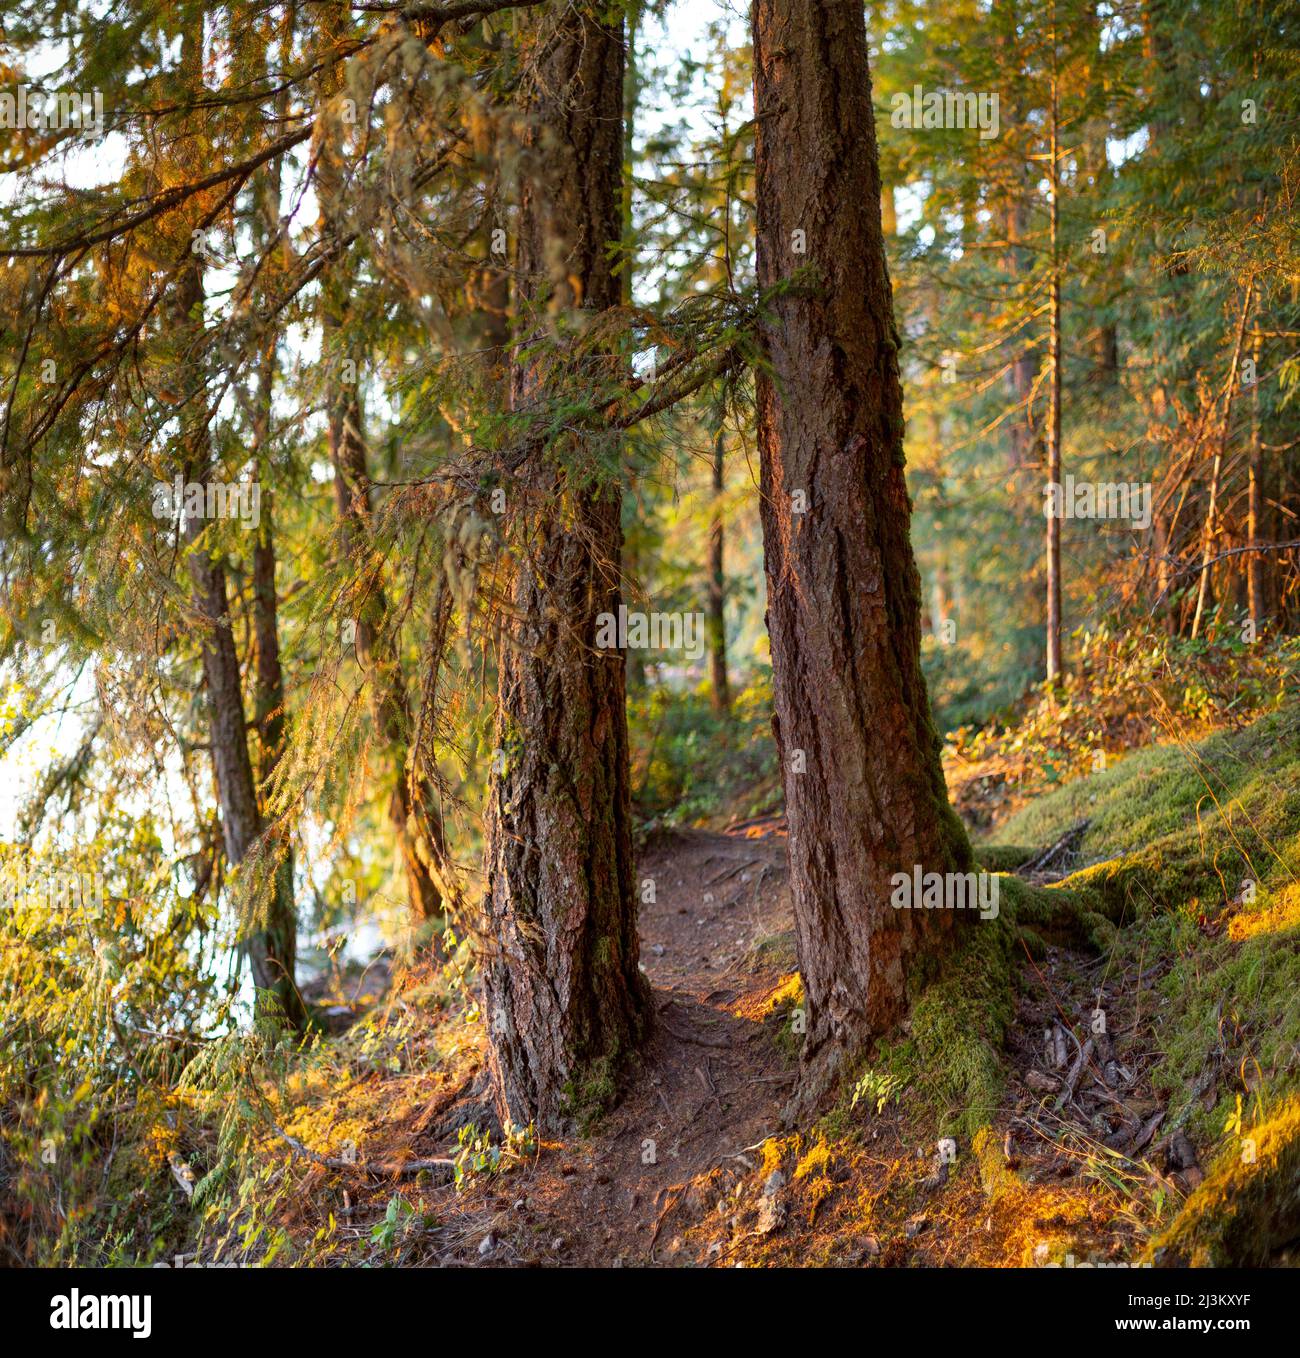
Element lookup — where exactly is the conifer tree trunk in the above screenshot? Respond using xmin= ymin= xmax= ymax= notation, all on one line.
xmin=315 ymin=12 xmax=447 ymax=937
xmin=1045 ymin=61 xmax=1064 ymax=684
xmin=250 ymin=2 xmax=298 ymax=1006
xmin=177 ymin=268 xmax=304 ymax=1029
xmin=1247 ymin=328 xmax=1267 ymax=630
xmin=173 ymin=23 xmax=303 ymax=1029
xmin=482 ymin=1 xmax=649 ymax=1134
xmin=708 ymin=421 xmax=730 ymax=714
xmin=751 ymin=0 xmax=974 ymax=1112
xmin=250 ymin=153 xmax=297 ymax=1001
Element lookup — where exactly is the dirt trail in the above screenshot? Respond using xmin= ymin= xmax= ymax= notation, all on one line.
xmin=427 ymin=825 xmax=797 ymax=1266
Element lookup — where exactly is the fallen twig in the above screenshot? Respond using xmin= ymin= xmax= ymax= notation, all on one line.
xmin=275 ymin=1127 xmax=455 ymax=1179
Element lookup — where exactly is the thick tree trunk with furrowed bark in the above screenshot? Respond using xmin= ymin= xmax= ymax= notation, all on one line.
xmin=481 ymin=1 xmax=649 ymax=1136
xmin=751 ymin=0 xmax=974 ymax=1115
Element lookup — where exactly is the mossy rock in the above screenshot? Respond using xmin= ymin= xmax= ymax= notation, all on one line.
xmin=977 ymin=844 xmax=1036 ymax=873
xmin=998 ymin=873 xmax=1119 ymax=953
xmin=1149 ymin=1100 xmax=1300 ymax=1266
xmin=1060 ymin=840 xmax=1246 ymax=922
xmin=972 ymin=1124 xmax=1020 ymax=1203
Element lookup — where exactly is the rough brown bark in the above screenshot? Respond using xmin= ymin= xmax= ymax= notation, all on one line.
xmin=751 ymin=0 xmax=974 ymax=1114
xmin=482 ymin=1 xmax=649 ymax=1135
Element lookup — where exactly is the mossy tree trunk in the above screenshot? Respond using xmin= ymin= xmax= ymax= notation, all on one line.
xmin=481 ymin=0 xmax=650 ymax=1135
xmin=751 ymin=0 xmax=974 ymax=1114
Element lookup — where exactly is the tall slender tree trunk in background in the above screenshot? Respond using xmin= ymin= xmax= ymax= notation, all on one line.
xmin=1045 ymin=62 xmax=1064 ymax=686
xmin=249 ymin=2 xmax=298 ymax=1001
xmin=1145 ymin=0 xmax=1193 ymax=633
xmin=1083 ymin=0 xmax=1118 ymax=385
xmin=751 ymin=0 xmax=974 ymax=1114
xmin=315 ymin=16 xmax=447 ymax=939
xmin=995 ymin=0 xmax=1038 ymax=474
xmin=175 ymin=260 xmax=303 ymax=1027
xmin=621 ymin=1 xmax=643 ymax=310
xmin=1005 ymin=197 xmax=1039 ymax=472
xmin=324 ymin=362 xmax=448 ymax=934
xmin=708 ymin=421 xmax=730 ymax=715
xmin=1247 ymin=327 xmax=1266 ymax=630
xmin=621 ymin=3 xmax=648 ymax=693
xmin=1192 ymin=279 xmax=1254 ymax=638
xmin=468 ymin=26 xmax=512 ymax=381
xmin=171 ymin=24 xmax=302 ymax=1029
xmin=482 ymin=1 xmax=650 ymax=1135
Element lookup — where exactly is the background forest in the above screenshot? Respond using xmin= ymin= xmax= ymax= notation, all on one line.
xmin=1 ymin=0 xmax=1298 ymax=1274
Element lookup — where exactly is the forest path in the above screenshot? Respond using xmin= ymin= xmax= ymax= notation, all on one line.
xmin=449 ymin=824 xmax=798 ymax=1266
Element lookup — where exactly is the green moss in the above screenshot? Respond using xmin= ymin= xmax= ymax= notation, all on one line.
xmin=1060 ymin=839 xmax=1250 ymax=923
xmin=991 ymin=708 xmax=1300 ymax=1254
xmin=562 ymin=1053 xmax=619 ymax=1135
xmin=924 ymin=705 xmax=1300 ymax=1265
xmin=1150 ymin=1099 xmax=1300 ymax=1266
xmin=758 ymin=973 xmax=805 ymax=1060
xmin=999 ymin=873 xmax=1120 ymax=952
xmin=1141 ymin=890 xmax=1300 ymax=1145
xmin=745 ymin=928 xmax=799 ymax=973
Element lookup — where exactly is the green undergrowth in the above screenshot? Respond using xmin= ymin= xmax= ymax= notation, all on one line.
xmin=628 ymin=675 xmax=780 ymax=826
xmin=991 ymin=708 xmax=1300 ymax=1141
xmin=994 ymin=705 xmax=1300 ymax=882
xmin=831 ymin=867 xmax=1136 ymax=1149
